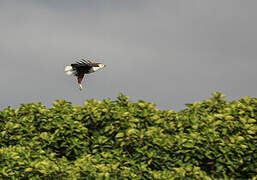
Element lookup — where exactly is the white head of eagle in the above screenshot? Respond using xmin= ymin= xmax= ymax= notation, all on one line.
xmin=64 ymin=59 xmax=106 ymax=91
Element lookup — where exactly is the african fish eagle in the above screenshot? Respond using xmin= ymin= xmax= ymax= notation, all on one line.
xmin=65 ymin=59 xmax=106 ymax=90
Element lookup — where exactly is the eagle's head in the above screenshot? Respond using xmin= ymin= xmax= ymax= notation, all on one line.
xmin=91 ymin=63 xmax=106 ymax=72
xmin=98 ymin=63 xmax=106 ymax=69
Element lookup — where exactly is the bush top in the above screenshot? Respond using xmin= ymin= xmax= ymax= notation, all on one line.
xmin=0 ymin=92 xmax=256 ymax=179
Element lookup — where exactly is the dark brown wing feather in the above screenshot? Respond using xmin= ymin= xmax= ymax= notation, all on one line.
xmin=71 ymin=59 xmax=93 ymax=76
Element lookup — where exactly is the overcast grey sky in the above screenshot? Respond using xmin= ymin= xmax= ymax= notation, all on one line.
xmin=1 ymin=0 xmax=257 ymax=110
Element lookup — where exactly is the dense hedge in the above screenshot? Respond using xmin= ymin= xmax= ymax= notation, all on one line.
xmin=0 ymin=92 xmax=256 ymax=179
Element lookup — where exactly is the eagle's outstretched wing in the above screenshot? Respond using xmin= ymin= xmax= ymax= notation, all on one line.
xmin=71 ymin=59 xmax=93 ymax=76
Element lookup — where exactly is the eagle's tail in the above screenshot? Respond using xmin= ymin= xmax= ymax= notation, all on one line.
xmin=64 ymin=65 xmax=74 ymax=75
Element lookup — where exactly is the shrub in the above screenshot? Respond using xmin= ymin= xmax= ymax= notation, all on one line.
xmin=0 ymin=92 xmax=256 ymax=179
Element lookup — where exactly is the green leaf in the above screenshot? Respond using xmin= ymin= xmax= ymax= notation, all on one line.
xmin=115 ymin=132 xmax=124 ymax=138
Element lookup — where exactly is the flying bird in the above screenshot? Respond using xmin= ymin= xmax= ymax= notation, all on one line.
xmin=65 ymin=59 xmax=106 ymax=90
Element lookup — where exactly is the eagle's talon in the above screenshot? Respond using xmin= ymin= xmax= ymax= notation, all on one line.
xmin=79 ymin=84 xmax=83 ymax=91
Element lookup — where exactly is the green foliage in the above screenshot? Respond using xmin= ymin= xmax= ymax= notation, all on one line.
xmin=0 ymin=92 xmax=256 ymax=179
